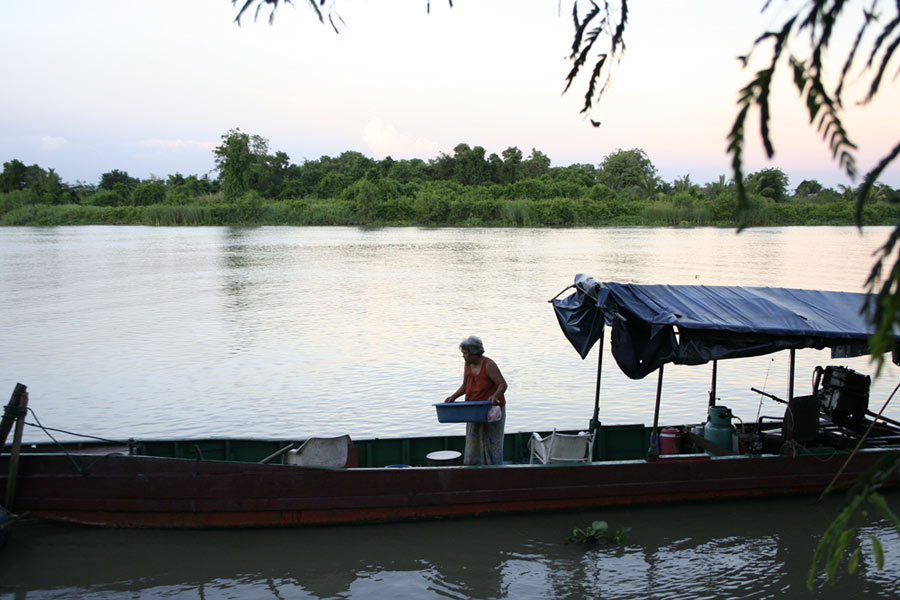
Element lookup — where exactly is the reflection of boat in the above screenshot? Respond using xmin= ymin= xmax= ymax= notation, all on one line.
xmin=3 ymin=275 xmax=900 ymax=529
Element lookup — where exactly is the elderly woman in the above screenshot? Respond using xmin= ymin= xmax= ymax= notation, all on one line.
xmin=444 ymin=335 xmax=508 ymax=465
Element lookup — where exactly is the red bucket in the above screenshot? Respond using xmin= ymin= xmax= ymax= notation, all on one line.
xmin=659 ymin=427 xmax=683 ymax=455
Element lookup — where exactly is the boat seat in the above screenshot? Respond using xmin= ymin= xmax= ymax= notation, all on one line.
xmin=529 ymin=430 xmax=595 ymax=464
xmin=285 ymin=435 xmax=351 ymax=468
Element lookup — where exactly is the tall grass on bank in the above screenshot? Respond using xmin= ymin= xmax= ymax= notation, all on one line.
xmin=0 ymin=193 xmax=897 ymax=228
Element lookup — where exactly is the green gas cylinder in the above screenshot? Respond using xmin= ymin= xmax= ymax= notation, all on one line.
xmin=704 ymin=405 xmax=735 ymax=455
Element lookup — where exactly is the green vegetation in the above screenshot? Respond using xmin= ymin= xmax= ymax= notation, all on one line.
xmin=568 ymin=520 xmax=630 ymax=545
xmin=809 ymin=451 xmax=900 ymax=588
xmin=2 ymin=132 xmax=897 ymax=227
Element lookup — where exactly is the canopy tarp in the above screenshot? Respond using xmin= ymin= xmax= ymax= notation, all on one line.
xmin=552 ymin=274 xmax=885 ymax=379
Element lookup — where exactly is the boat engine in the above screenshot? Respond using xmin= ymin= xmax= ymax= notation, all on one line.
xmin=813 ymin=365 xmax=870 ymax=423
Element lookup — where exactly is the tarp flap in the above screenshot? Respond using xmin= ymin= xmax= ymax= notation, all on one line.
xmin=552 ymin=275 xmax=882 ymax=379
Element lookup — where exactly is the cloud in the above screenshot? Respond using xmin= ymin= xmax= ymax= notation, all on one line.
xmin=136 ymin=139 xmax=217 ymax=151
xmin=40 ymin=136 xmax=68 ymax=152
xmin=362 ymin=117 xmax=442 ymax=159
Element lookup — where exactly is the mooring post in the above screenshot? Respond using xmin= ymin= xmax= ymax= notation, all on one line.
xmin=2 ymin=384 xmax=29 ymax=512
xmin=0 ymin=383 xmax=27 ymax=450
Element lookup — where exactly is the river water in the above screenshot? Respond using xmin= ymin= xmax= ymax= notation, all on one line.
xmin=1 ymin=225 xmax=900 ymax=598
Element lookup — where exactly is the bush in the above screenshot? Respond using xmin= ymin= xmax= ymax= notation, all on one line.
xmin=141 ymin=204 xmax=215 ymax=226
xmin=131 ymin=181 xmax=166 ymax=206
xmin=536 ymin=198 xmax=578 ymax=225
xmin=414 ymin=188 xmax=451 ymax=224
xmin=85 ymin=189 xmax=127 ymax=207
xmin=501 ymin=200 xmax=536 ymax=226
xmin=236 ymin=190 xmax=263 ymax=221
xmin=375 ymin=196 xmax=415 ymax=223
xmin=0 ymin=189 xmax=36 ymax=217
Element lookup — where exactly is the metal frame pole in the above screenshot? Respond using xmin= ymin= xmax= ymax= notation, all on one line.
xmin=591 ymin=326 xmax=605 ymax=432
xmin=709 ymin=360 xmax=718 ymax=407
xmin=648 ymin=365 xmax=664 ymax=461
xmin=789 ymin=349 xmax=796 ymax=401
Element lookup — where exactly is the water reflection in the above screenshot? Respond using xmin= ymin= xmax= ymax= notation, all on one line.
xmin=1 ymin=496 xmax=897 ymax=599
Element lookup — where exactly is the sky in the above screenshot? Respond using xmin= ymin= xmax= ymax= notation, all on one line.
xmin=1 ymin=0 xmax=898 ymax=190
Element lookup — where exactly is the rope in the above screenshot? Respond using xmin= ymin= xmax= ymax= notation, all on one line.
xmin=754 ymin=358 xmax=775 ymax=424
xmin=23 ymin=418 xmax=126 ymax=445
xmin=3 ymin=404 xmax=27 ymax=419
xmin=22 ymin=408 xmax=133 ymax=477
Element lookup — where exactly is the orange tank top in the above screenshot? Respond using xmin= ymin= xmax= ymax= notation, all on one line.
xmin=465 ymin=357 xmax=506 ymax=407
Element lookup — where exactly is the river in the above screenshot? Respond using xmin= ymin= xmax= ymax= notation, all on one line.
xmin=1 ymin=225 xmax=899 ymax=598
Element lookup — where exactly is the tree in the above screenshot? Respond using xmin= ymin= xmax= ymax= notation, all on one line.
xmin=131 ymin=180 xmax=166 ymax=206
xmin=387 ymin=158 xmax=428 ymax=184
xmin=0 ymin=160 xmax=67 ymax=204
xmin=522 ymin=148 xmax=551 ymax=180
xmin=0 ymin=159 xmax=30 ymax=192
xmin=672 ymin=174 xmax=700 ymax=198
xmin=597 ymin=148 xmax=657 ymax=195
xmin=745 ymin=168 xmax=790 ymax=203
xmin=99 ymin=169 xmax=138 ymax=192
xmin=500 ymin=146 xmax=523 ymax=184
xmin=795 ymin=179 xmax=824 ymax=198
xmin=452 ymin=143 xmax=489 ymax=185
xmin=213 ymin=128 xmax=271 ymax=201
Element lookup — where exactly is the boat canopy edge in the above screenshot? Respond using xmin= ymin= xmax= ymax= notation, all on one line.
xmin=552 ymin=274 xmax=891 ymax=379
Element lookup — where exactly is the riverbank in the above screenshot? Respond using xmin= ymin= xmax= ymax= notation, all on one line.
xmin=2 ymin=195 xmax=897 ymax=228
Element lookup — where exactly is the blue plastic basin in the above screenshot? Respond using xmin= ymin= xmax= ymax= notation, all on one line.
xmin=434 ymin=400 xmax=493 ymax=423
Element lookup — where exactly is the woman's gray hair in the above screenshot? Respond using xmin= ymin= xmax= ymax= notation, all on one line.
xmin=459 ymin=335 xmax=484 ymax=356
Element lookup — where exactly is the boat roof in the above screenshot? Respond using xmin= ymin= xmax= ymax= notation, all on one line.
xmin=552 ymin=274 xmax=888 ymax=379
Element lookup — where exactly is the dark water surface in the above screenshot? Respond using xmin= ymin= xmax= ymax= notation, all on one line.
xmin=2 ymin=496 xmax=898 ymax=599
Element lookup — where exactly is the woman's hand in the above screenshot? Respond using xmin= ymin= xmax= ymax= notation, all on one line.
xmin=444 ymin=396 xmax=456 ymax=403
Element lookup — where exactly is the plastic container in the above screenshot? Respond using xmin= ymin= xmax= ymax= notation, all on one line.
xmin=659 ymin=427 xmax=683 ymax=454
xmin=426 ymin=450 xmax=463 ymax=466
xmin=434 ymin=400 xmax=493 ymax=423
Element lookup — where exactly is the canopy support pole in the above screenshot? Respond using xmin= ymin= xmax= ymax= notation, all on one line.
xmin=590 ymin=326 xmax=605 ymax=434
xmin=589 ymin=327 xmax=605 ymax=462
xmin=708 ymin=360 xmax=718 ymax=407
xmin=648 ymin=365 xmax=664 ymax=462
xmin=788 ymin=349 xmax=796 ymax=401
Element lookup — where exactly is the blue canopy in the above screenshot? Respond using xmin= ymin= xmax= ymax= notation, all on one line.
xmin=552 ymin=274 xmax=885 ymax=379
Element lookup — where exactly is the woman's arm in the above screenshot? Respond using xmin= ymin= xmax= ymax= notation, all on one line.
xmin=485 ymin=360 xmax=508 ymax=405
xmin=444 ymin=366 xmax=467 ymax=402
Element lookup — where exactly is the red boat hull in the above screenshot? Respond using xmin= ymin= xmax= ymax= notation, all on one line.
xmin=1 ymin=449 xmax=892 ymax=528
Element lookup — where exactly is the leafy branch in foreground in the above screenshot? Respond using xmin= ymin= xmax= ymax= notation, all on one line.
xmin=808 ymin=451 xmax=900 ymax=588
xmin=564 ymin=0 xmax=628 ymax=125
xmin=727 ymin=16 xmax=798 ymax=228
xmin=233 ymin=0 xmax=341 ymax=30
xmin=731 ymin=2 xmax=900 ymax=367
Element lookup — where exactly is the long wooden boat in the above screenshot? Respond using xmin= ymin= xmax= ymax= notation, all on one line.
xmin=2 ymin=276 xmax=899 ymax=529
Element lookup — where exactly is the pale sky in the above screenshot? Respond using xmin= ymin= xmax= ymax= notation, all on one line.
xmin=1 ymin=0 xmax=898 ymax=189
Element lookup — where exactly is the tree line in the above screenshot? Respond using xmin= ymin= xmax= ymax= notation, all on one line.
xmin=1 ymin=128 xmax=898 ymax=227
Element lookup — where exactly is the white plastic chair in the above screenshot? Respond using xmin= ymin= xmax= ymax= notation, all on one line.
xmin=528 ymin=430 xmax=595 ymax=464
xmin=285 ymin=435 xmax=351 ymax=468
